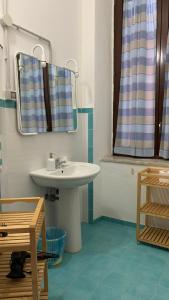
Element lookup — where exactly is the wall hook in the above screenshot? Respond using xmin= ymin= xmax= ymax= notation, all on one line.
xmin=65 ymin=59 xmax=79 ymax=78
xmin=32 ymin=44 xmax=47 ymax=68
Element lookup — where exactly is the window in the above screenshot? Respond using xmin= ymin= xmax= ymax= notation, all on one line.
xmin=113 ymin=0 xmax=169 ymax=159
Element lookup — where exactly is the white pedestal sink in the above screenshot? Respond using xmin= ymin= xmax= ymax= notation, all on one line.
xmin=30 ymin=162 xmax=100 ymax=253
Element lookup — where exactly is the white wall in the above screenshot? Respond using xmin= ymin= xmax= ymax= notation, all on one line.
xmin=91 ymin=1 xmax=149 ymax=223
xmin=0 ymin=0 xmax=90 ymax=222
xmin=0 ymin=0 xmax=115 ymax=224
xmin=93 ymin=0 xmax=112 ymax=219
xmin=8 ymin=0 xmax=81 ymax=60
xmin=79 ymin=0 xmax=95 ymax=108
xmin=0 ymin=0 xmax=154 ymax=225
xmin=92 ymin=1 xmax=169 ymax=226
xmin=0 ymin=0 xmax=83 ymax=103
xmin=6 ymin=0 xmax=82 ymax=94
xmin=94 ymin=0 xmax=112 ymax=160
xmin=91 ymin=1 xmax=145 ymax=223
xmin=0 ymin=107 xmax=88 ymax=222
xmin=0 ymin=0 xmax=4 ymax=97
xmin=99 ymin=163 xmax=145 ymax=223
xmin=0 ymin=0 xmax=96 ymax=108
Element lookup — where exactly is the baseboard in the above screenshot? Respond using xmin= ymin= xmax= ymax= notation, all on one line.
xmin=94 ymin=216 xmax=137 ymax=228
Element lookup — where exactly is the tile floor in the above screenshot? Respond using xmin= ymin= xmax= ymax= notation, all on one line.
xmin=48 ymin=220 xmax=169 ymax=300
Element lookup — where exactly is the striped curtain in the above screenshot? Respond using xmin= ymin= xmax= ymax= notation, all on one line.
xmin=48 ymin=64 xmax=74 ymax=132
xmin=19 ymin=53 xmax=47 ymax=133
xmin=160 ymin=34 xmax=169 ymax=159
xmin=114 ymin=0 xmax=157 ymax=157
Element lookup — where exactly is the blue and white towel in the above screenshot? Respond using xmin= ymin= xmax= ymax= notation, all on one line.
xmin=19 ymin=53 xmax=47 ymax=133
xmin=48 ymin=64 xmax=74 ymax=132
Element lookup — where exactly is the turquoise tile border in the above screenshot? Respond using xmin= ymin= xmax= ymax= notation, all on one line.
xmin=78 ymin=108 xmax=92 ymax=114
xmin=88 ymin=182 xmax=93 ymax=224
xmin=0 ymin=99 xmax=16 ymax=109
xmin=78 ymin=108 xmax=94 ymax=224
xmin=73 ymin=109 xmax=78 ymax=130
xmin=0 ymin=99 xmax=15 ymax=166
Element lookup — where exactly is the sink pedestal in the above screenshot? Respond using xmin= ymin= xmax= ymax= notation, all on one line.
xmin=55 ymin=188 xmax=82 ymax=253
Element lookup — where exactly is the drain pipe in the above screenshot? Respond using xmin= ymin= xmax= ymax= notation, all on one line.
xmin=1 ymin=0 xmax=13 ymax=98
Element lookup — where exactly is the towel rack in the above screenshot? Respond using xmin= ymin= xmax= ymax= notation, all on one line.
xmin=0 ymin=12 xmax=52 ymax=101
xmin=12 ymin=23 xmax=52 ymax=63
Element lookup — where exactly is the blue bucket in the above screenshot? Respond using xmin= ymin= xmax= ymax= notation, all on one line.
xmin=38 ymin=227 xmax=67 ymax=266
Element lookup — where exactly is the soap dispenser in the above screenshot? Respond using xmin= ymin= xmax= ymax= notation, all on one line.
xmin=46 ymin=153 xmax=55 ymax=171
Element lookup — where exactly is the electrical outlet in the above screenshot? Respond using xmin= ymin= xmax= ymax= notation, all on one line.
xmin=4 ymin=90 xmax=16 ymax=100
xmin=11 ymin=91 xmax=16 ymax=100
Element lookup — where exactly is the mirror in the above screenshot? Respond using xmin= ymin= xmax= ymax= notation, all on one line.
xmin=15 ymin=52 xmax=78 ymax=135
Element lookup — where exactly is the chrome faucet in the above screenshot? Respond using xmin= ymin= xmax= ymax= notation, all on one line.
xmin=55 ymin=157 xmax=67 ymax=169
xmin=55 ymin=158 xmax=60 ymax=169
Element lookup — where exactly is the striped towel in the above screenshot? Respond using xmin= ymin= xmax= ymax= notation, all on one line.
xmin=48 ymin=64 xmax=74 ymax=132
xmin=18 ymin=53 xmax=47 ymax=133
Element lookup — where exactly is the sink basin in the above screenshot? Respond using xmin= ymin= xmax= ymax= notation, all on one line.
xmin=30 ymin=161 xmax=100 ymax=189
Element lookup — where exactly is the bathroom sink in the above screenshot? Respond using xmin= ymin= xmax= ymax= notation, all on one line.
xmin=30 ymin=161 xmax=100 ymax=189
xmin=30 ymin=161 xmax=100 ymax=253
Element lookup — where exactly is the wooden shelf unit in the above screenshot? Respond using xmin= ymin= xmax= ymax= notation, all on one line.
xmin=0 ymin=197 xmax=48 ymax=300
xmin=137 ymin=168 xmax=169 ymax=249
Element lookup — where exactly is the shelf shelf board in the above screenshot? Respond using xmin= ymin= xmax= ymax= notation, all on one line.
xmin=141 ymin=177 xmax=169 ymax=189
xmin=0 ymin=252 xmax=47 ymax=300
xmin=0 ymin=212 xmax=44 ymax=252
xmin=139 ymin=226 xmax=169 ymax=249
xmin=140 ymin=202 xmax=169 ymax=219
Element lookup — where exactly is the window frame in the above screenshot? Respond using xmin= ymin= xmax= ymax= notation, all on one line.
xmin=113 ymin=0 xmax=169 ymax=158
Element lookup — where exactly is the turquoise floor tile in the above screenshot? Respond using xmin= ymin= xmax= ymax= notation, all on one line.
xmin=91 ymin=284 xmax=126 ymax=300
xmin=103 ymin=271 xmax=129 ymax=290
xmin=159 ymin=269 xmax=169 ymax=289
xmin=68 ymin=274 xmax=99 ymax=294
xmin=153 ymin=285 xmax=169 ymax=300
xmin=126 ymin=279 xmax=156 ymax=298
xmin=121 ymin=291 xmax=154 ymax=300
xmin=48 ymin=221 xmax=169 ymax=299
xmin=62 ymin=287 xmax=92 ymax=300
xmin=49 ymin=288 xmax=64 ymax=300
